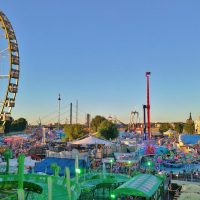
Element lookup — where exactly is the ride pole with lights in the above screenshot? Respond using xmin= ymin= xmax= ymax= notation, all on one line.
xmin=146 ymin=72 xmax=151 ymax=140
xmin=58 ymin=94 xmax=61 ymax=130
xmin=143 ymin=105 xmax=147 ymax=140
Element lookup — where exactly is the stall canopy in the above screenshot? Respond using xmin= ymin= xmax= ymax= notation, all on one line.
xmin=179 ymin=134 xmax=200 ymax=145
xmin=70 ymin=135 xmax=113 ymax=146
xmin=113 ymin=174 xmax=162 ymax=198
xmin=163 ymin=129 xmax=176 ymax=137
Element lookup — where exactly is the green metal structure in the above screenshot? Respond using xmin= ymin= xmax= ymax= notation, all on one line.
xmin=0 ymin=153 xmax=81 ymax=200
xmin=112 ymin=174 xmax=165 ymax=200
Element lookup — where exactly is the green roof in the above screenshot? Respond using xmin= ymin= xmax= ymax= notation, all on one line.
xmin=113 ymin=174 xmax=163 ymax=198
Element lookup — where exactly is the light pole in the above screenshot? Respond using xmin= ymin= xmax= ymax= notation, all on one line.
xmin=58 ymin=94 xmax=61 ymax=130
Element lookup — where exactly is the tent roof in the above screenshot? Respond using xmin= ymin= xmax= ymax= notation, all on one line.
xmin=163 ymin=129 xmax=176 ymax=135
xmin=113 ymin=174 xmax=162 ymax=198
xmin=70 ymin=135 xmax=113 ymax=146
xmin=179 ymin=134 xmax=200 ymax=145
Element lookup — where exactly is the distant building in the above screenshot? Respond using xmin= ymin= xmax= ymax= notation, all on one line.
xmin=195 ymin=116 xmax=200 ymax=134
xmin=186 ymin=112 xmax=194 ymax=124
xmin=107 ymin=115 xmax=113 ymax=121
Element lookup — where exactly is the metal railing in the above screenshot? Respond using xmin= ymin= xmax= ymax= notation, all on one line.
xmin=171 ymin=173 xmax=200 ymax=182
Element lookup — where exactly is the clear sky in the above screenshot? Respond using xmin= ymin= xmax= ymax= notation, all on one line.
xmin=1 ymin=0 xmax=200 ymax=124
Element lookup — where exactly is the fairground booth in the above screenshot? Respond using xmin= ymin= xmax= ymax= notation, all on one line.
xmin=112 ymin=174 xmax=165 ymax=200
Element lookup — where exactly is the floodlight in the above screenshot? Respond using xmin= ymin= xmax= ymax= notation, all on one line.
xmin=147 ymin=161 xmax=151 ymax=166
xmin=75 ymin=168 xmax=81 ymax=174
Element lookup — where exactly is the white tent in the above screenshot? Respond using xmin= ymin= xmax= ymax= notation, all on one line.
xmin=70 ymin=135 xmax=113 ymax=146
xmin=24 ymin=156 xmax=37 ymax=167
xmin=163 ymin=129 xmax=176 ymax=136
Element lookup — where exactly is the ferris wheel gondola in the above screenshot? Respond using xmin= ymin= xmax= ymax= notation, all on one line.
xmin=0 ymin=11 xmax=20 ymax=124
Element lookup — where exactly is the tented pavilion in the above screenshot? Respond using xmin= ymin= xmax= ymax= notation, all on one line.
xmin=70 ymin=135 xmax=113 ymax=146
xmin=112 ymin=174 xmax=165 ymax=200
xmin=163 ymin=129 xmax=176 ymax=137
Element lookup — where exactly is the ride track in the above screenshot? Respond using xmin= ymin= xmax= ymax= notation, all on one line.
xmin=0 ymin=10 xmax=19 ymax=124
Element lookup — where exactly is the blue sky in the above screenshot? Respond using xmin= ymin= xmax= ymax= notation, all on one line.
xmin=1 ymin=0 xmax=200 ymax=124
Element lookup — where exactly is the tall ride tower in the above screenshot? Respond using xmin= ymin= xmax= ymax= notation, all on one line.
xmin=146 ymin=72 xmax=151 ymax=140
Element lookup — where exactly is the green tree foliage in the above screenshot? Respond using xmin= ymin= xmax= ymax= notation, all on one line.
xmin=184 ymin=122 xmax=195 ymax=134
xmin=64 ymin=124 xmax=88 ymax=140
xmin=174 ymin=123 xmax=184 ymax=134
xmin=98 ymin=120 xmax=119 ymax=140
xmin=90 ymin=115 xmax=106 ymax=132
xmin=159 ymin=123 xmax=173 ymax=133
xmin=10 ymin=118 xmax=28 ymax=132
xmin=4 ymin=120 xmax=13 ymax=133
xmin=0 ymin=118 xmax=14 ymax=133
xmin=0 ymin=117 xmax=27 ymax=133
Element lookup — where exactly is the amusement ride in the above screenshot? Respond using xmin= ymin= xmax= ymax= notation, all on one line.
xmin=0 ymin=8 xmax=198 ymax=200
xmin=0 ymin=10 xmax=19 ymax=125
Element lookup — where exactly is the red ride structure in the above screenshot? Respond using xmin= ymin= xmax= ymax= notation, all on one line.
xmin=146 ymin=72 xmax=151 ymax=140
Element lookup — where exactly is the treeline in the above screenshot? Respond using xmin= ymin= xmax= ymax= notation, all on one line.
xmin=159 ymin=121 xmax=195 ymax=134
xmin=2 ymin=118 xmax=28 ymax=133
xmin=63 ymin=115 xmax=119 ymax=141
xmin=90 ymin=115 xmax=119 ymax=140
xmin=64 ymin=124 xmax=89 ymax=140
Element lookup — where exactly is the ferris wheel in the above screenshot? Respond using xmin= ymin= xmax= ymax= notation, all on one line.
xmin=0 ymin=11 xmax=19 ymax=124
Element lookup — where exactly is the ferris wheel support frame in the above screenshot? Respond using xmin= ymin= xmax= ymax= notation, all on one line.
xmin=0 ymin=11 xmax=20 ymax=125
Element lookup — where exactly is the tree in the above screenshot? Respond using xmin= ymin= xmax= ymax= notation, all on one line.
xmin=10 ymin=118 xmax=28 ymax=132
xmin=90 ymin=115 xmax=106 ymax=132
xmin=184 ymin=122 xmax=195 ymax=134
xmin=2 ymin=149 xmax=13 ymax=174
xmin=0 ymin=117 xmax=27 ymax=133
xmin=64 ymin=124 xmax=88 ymax=140
xmin=98 ymin=120 xmax=119 ymax=140
xmin=0 ymin=117 xmax=14 ymax=133
xmin=174 ymin=123 xmax=184 ymax=134
xmin=159 ymin=123 xmax=173 ymax=133
xmin=4 ymin=120 xmax=13 ymax=133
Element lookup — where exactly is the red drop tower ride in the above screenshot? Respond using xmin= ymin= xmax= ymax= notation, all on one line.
xmin=146 ymin=72 xmax=151 ymax=140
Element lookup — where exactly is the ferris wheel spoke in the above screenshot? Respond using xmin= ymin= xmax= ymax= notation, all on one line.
xmin=0 ymin=48 xmax=8 ymax=54
xmin=0 ymin=49 xmax=9 ymax=59
xmin=0 ymin=75 xmax=9 ymax=78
